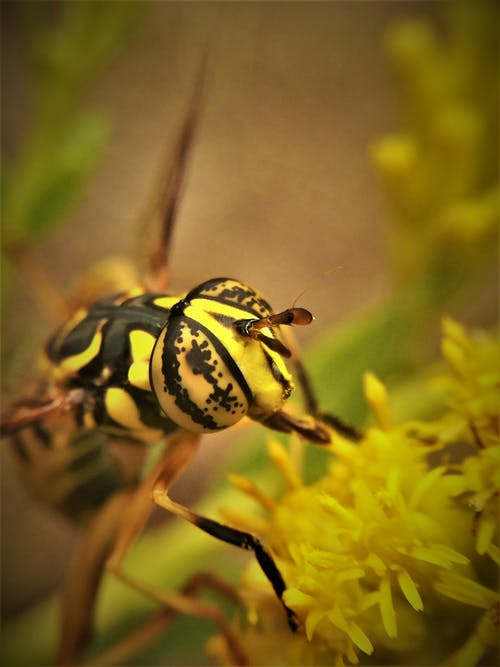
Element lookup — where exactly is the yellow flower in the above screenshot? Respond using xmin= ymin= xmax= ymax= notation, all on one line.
xmin=439 ymin=317 xmax=500 ymax=450
xmin=445 ymin=447 xmax=500 ymax=556
xmin=209 ymin=354 xmax=499 ymax=666
xmin=370 ymin=3 xmax=499 ymax=282
xmin=421 ymin=318 xmax=500 ymax=556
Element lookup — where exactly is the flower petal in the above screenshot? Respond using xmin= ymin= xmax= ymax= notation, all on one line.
xmin=397 ymin=568 xmax=424 ymax=611
xmin=379 ymin=576 xmax=397 ymax=638
xmin=305 ymin=607 xmax=326 ymax=641
xmin=476 ymin=514 xmax=496 ymax=555
xmin=347 ymin=621 xmax=374 ymax=655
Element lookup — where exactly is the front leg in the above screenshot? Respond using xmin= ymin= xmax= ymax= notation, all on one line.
xmin=263 ymin=408 xmax=362 ymax=443
xmin=261 ymin=408 xmax=332 ymax=444
xmin=279 ymin=328 xmax=363 ymax=442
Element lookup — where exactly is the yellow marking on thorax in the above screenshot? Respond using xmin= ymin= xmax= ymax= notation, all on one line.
xmin=128 ymin=361 xmax=151 ymax=391
xmin=51 ymin=328 xmax=104 ymax=381
xmin=153 ymin=295 xmax=181 ymax=311
xmin=105 ymin=387 xmax=162 ymax=442
xmin=129 ymin=330 xmax=156 ymax=363
xmin=127 ymin=330 xmax=156 ymax=391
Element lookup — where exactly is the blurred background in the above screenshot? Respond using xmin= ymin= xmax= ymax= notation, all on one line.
xmin=1 ymin=1 xmax=497 ymax=664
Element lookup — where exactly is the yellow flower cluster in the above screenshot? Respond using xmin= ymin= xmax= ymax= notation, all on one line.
xmin=439 ymin=317 xmax=499 ymax=450
xmin=433 ymin=317 xmax=499 ymax=564
xmin=370 ymin=2 xmax=499 ymax=280
xmin=208 ymin=320 xmax=499 ymax=666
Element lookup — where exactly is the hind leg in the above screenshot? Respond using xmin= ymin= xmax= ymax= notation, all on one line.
xmin=87 ymin=572 xmax=243 ymax=667
xmin=57 ymin=491 xmax=132 ymax=665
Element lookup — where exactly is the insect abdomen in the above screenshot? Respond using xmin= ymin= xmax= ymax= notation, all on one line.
xmin=11 ymin=424 xmax=125 ymax=521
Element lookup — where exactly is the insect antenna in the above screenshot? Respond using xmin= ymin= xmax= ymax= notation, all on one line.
xmin=234 ymin=307 xmax=314 ymax=358
xmin=290 ymin=265 xmax=344 ymax=310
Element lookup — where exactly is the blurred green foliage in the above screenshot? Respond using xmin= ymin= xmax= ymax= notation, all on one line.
xmin=2 ymin=3 xmax=143 ymax=246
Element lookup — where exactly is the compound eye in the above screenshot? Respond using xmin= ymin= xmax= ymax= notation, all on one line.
xmin=150 ymin=315 xmax=251 ymax=433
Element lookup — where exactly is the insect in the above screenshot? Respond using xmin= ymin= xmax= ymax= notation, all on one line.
xmin=1 ymin=66 xmax=360 ymax=666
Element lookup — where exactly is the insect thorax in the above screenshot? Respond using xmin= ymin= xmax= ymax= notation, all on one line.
xmin=44 ymin=290 xmax=179 ymax=442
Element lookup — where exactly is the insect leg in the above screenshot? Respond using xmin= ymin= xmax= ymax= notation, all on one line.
xmin=280 ymin=328 xmax=363 ymax=441
xmin=86 ymin=610 xmax=175 ymax=667
xmin=87 ymin=573 xmax=242 ymax=667
xmin=261 ymin=408 xmax=332 ymax=444
xmin=57 ymin=490 xmax=133 ymax=666
xmin=106 ymin=432 xmax=201 ymax=571
xmin=153 ymin=489 xmax=300 ymax=633
xmin=316 ymin=411 xmax=363 ymax=441
xmin=0 ymin=388 xmax=85 ymax=437
xmin=105 ymin=433 xmax=248 ymax=666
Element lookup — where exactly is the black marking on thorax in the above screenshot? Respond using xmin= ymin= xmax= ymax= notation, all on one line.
xmin=47 ymin=293 xmax=170 ymax=384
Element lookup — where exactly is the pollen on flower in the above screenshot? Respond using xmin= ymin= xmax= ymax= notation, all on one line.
xmin=396 ymin=568 xmax=423 ymax=611
xmin=267 ymin=437 xmax=302 ymax=490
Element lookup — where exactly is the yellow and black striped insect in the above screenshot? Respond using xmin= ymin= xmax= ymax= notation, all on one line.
xmin=2 ymin=68 xmax=359 ymax=665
